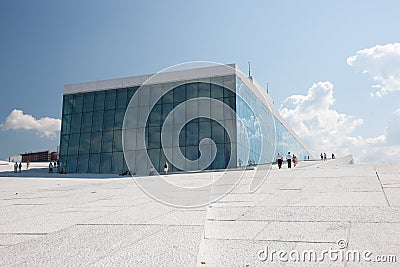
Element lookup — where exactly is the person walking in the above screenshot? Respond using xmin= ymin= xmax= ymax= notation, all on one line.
xmin=320 ymin=153 xmax=323 ymax=161
xmin=286 ymin=152 xmax=292 ymax=169
xmin=292 ymin=154 xmax=297 ymax=167
xmin=164 ymin=162 xmax=169 ymax=175
xmin=276 ymin=153 xmax=283 ymax=169
xmin=48 ymin=162 xmax=53 ymax=173
xmin=324 ymin=153 xmax=327 ymax=161
xmin=26 ymin=160 xmax=30 ymax=170
xmin=14 ymin=162 xmax=18 ymax=173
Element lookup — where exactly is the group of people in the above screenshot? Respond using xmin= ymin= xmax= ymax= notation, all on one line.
xmin=13 ymin=161 xmax=30 ymax=173
xmin=48 ymin=160 xmax=60 ymax=173
xmin=13 ymin=162 xmax=22 ymax=173
xmin=276 ymin=152 xmax=297 ymax=169
xmin=320 ymin=153 xmax=335 ymax=161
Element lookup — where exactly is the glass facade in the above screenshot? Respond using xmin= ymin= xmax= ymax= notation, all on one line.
xmin=59 ymin=87 xmax=137 ymax=174
xmin=59 ymin=72 xmax=312 ymax=174
xmin=235 ymin=77 xmax=310 ymax=165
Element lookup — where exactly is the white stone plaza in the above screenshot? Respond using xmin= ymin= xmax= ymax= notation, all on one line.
xmin=0 ymin=158 xmax=399 ymax=266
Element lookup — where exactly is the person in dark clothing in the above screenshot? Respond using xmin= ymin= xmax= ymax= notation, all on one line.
xmin=164 ymin=162 xmax=169 ymax=175
xmin=276 ymin=153 xmax=283 ymax=169
xmin=286 ymin=152 xmax=292 ymax=169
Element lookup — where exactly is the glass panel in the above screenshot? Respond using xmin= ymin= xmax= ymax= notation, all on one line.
xmin=81 ymin=112 xmax=93 ymax=133
xmin=211 ymin=82 xmax=224 ymax=99
xmin=127 ymin=86 xmax=138 ymax=103
xmin=79 ymin=132 xmax=91 ymax=154
xmin=139 ymin=86 xmax=150 ymax=106
xmin=179 ymin=127 xmax=185 ymax=147
xmin=148 ymin=104 xmax=161 ymax=126
xmin=67 ymin=155 xmax=78 ymax=173
xmin=101 ymin=130 xmax=113 ymax=153
xmin=174 ymin=103 xmax=185 ymax=124
xmin=68 ymin=133 xmax=80 ymax=155
xmin=88 ymin=153 xmax=100 ymax=173
xmin=113 ymin=130 xmax=122 ymax=152
xmin=161 ymin=103 xmax=173 ymax=121
xmin=94 ymin=91 xmax=105 ymax=111
xmin=185 ymin=100 xmax=198 ymax=121
xmin=198 ymin=98 xmax=211 ymax=118
xmin=174 ymin=84 xmax=186 ymax=103
xmin=185 ymin=120 xmax=199 ymax=146
xmin=59 ymin=135 xmax=69 ymax=156
xmin=70 ymin=113 xmax=82 ymax=134
xmin=161 ymin=88 xmax=174 ymax=104
xmin=104 ymin=90 xmax=116 ymax=110
xmin=212 ymin=144 xmax=225 ymax=169
xmin=103 ymin=110 xmax=115 ymax=131
xmin=100 ymin=153 xmax=112 ymax=173
xmin=199 ymin=119 xmax=211 ymax=140
xmin=61 ymin=114 xmax=71 ymax=135
xmin=147 ymin=149 xmax=160 ymax=172
xmin=63 ymin=95 xmax=73 ymax=115
xmin=160 ymin=125 xmax=173 ymax=148
xmin=116 ymin=88 xmax=128 ymax=109
xmin=123 ymin=129 xmax=136 ymax=151
xmin=198 ymin=82 xmax=210 ymax=97
xmin=72 ymin=94 xmax=83 ymax=114
xmin=223 ymin=75 xmax=235 ymax=92
xmin=82 ymin=92 xmax=94 ymax=113
xmin=147 ymin=126 xmax=161 ymax=149
xmin=211 ymin=121 xmax=225 ymax=144
xmin=114 ymin=108 xmax=125 ymax=129
xmin=112 ymin=152 xmax=124 ymax=174
xmin=185 ymin=146 xmax=199 ymax=161
xmin=149 ymin=85 xmax=162 ymax=105
xmin=91 ymin=111 xmax=104 ymax=132
xmin=90 ymin=131 xmax=102 ymax=153
xmin=185 ymin=83 xmax=198 ymax=100
xmin=211 ymin=99 xmax=224 ymax=121
xmin=77 ymin=154 xmax=89 ymax=173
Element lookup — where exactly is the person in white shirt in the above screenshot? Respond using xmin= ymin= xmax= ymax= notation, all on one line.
xmin=14 ymin=162 xmax=18 ymax=173
xmin=286 ymin=152 xmax=292 ymax=169
xmin=276 ymin=153 xmax=283 ymax=169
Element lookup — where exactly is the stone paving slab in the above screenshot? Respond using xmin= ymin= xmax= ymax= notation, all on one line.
xmin=0 ymin=224 xmax=165 ymax=266
xmin=255 ymin=221 xmax=350 ymax=243
xmin=94 ymin=225 xmax=204 ymax=266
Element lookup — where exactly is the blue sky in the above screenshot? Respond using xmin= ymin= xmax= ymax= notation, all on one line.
xmin=1 ymin=0 xmax=399 ymax=162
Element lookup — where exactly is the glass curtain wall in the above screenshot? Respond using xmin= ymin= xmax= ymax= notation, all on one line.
xmin=60 ymin=76 xmax=236 ymax=174
xmin=124 ymin=76 xmax=236 ymax=175
xmin=236 ymin=76 xmax=310 ymax=166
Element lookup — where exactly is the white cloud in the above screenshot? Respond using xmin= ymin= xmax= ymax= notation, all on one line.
xmin=347 ymin=42 xmax=400 ymax=97
xmin=0 ymin=109 xmax=61 ymax=138
xmin=279 ymin=82 xmax=400 ymax=163
xmin=385 ymin=108 xmax=400 ymax=145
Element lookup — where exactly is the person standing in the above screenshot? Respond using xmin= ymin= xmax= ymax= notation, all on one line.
xmin=18 ymin=162 xmax=22 ymax=173
xmin=293 ymin=154 xmax=297 ymax=167
xmin=276 ymin=153 xmax=283 ymax=169
xmin=48 ymin=162 xmax=53 ymax=173
xmin=286 ymin=152 xmax=292 ymax=169
xmin=26 ymin=161 xmax=30 ymax=170
xmin=324 ymin=153 xmax=327 ymax=161
xmin=164 ymin=162 xmax=169 ymax=175
xmin=320 ymin=153 xmax=323 ymax=161
xmin=14 ymin=162 xmax=18 ymax=173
